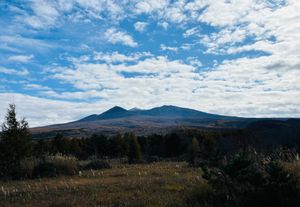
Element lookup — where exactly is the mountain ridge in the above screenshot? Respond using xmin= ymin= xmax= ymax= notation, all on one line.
xmin=30 ymin=105 xmax=299 ymax=139
xmin=77 ymin=105 xmax=236 ymax=123
xmin=30 ymin=105 xmax=247 ymax=139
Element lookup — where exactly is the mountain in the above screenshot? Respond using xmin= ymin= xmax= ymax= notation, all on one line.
xmin=79 ymin=106 xmax=128 ymax=121
xmin=77 ymin=105 xmax=232 ymax=122
xmin=31 ymin=105 xmax=245 ymax=139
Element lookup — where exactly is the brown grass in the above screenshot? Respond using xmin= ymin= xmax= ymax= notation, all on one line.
xmin=0 ymin=162 xmax=203 ymax=207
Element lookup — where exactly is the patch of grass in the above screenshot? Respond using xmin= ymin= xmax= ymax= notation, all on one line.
xmin=0 ymin=162 xmax=202 ymax=207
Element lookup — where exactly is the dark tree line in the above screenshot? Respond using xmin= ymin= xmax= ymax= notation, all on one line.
xmin=32 ymin=133 xmax=187 ymax=159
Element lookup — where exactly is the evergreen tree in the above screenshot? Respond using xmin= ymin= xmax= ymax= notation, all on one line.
xmin=165 ymin=133 xmax=182 ymax=157
xmin=127 ymin=133 xmax=142 ymax=164
xmin=53 ymin=133 xmax=69 ymax=154
xmin=110 ymin=134 xmax=127 ymax=157
xmin=0 ymin=104 xmax=32 ymax=177
xmin=188 ymin=137 xmax=200 ymax=166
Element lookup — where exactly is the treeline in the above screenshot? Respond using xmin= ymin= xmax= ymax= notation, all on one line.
xmin=33 ymin=132 xmax=216 ymax=161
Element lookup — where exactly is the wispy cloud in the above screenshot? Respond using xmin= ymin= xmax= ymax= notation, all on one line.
xmin=160 ymin=44 xmax=178 ymax=52
xmin=134 ymin=21 xmax=148 ymax=32
xmin=183 ymin=27 xmax=199 ymax=38
xmin=8 ymin=55 xmax=34 ymax=63
xmin=104 ymin=28 xmax=138 ymax=47
xmin=0 ymin=67 xmax=29 ymax=76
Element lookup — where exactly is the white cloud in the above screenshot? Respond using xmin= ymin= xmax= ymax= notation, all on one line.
xmin=104 ymin=28 xmax=138 ymax=47
xmin=49 ymin=56 xmax=195 ymax=89
xmin=164 ymin=6 xmax=186 ymax=23
xmin=0 ymin=93 xmax=110 ymax=127
xmin=0 ymin=35 xmax=53 ymax=52
xmin=93 ymin=51 xmax=153 ymax=63
xmin=14 ymin=0 xmax=127 ymax=29
xmin=180 ymin=43 xmax=193 ymax=50
xmin=21 ymin=1 xmax=60 ymax=29
xmin=24 ymin=84 xmax=51 ymax=91
xmin=134 ymin=21 xmax=148 ymax=32
xmin=187 ymin=57 xmax=202 ymax=67
xmin=158 ymin=22 xmax=169 ymax=30
xmin=160 ymin=44 xmax=178 ymax=52
xmin=0 ymin=67 xmax=29 ymax=76
xmin=134 ymin=0 xmax=169 ymax=14
xmin=8 ymin=54 xmax=34 ymax=63
xmin=197 ymin=0 xmax=257 ymax=27
xmin=40 ymin=89 xmax=108 ymax=100
xmin=183 ymin=27 xmax=199 ymax=38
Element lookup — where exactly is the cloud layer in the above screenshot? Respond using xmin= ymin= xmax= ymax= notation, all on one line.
xmin=0 ymin=0 xmax=299 ymax=126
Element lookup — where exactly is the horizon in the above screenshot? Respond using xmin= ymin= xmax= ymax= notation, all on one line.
xmin=1 ymin=0 xmax=300 ymax=127
xmin=33 ymin=104 xmax=298 ymax=129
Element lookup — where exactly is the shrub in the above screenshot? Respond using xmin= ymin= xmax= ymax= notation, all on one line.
xmin=144 ymin=155 xmax=161 ymax=163
xmin=184 ymin=183 xmax=214 ymax=207
xmin=83 ymin=159 xmax=112 ymax=170
xmin=33 ymin=154 xmax=79 ymax=177
xmin=221 ymin=152 xmax=300 ymax=207
xmin=17 ymin=157 xmax=41 ymax=178
xmin=189 ymin=150 xmax=300 ymax=207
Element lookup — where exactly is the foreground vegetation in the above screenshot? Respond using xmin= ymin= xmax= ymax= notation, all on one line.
xmin=0 ymin=162 xmax=202 ymax=207
xmin=1 ymin=104 xmax=300 ymax=206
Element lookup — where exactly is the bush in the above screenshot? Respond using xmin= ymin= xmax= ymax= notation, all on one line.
xmin=144 ymin=155 xmax=161 ymax=163
xmin=33 ymin=154 xmax=79 ymax=177
xmin=83 ymin=159 xmax=112 ymax=170
xmin=188 ymin=150 xmax=300 ymax=207
xmin=18 ymin=157 xmax=41 ymax=179
xmin=184 ymin=183 xmax=214 ymax=207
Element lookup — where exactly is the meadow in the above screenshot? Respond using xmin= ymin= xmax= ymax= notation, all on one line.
xmin=0 ymin=162 xmax=203 ymax=207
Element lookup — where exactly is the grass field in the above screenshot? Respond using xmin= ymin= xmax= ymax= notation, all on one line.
xmin=0 ymin=162 xmax=203 ymax=207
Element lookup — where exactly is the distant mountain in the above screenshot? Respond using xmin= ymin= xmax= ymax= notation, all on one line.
xmin=77 ymin=105 xmax=233 ymax=122
xmin=79 ymin=106 xmax=128 ymax=121
xmin=138 ymin=105 xmax=227 ymax=119
xmin=31 ymin=105 xmax=246 ymax=139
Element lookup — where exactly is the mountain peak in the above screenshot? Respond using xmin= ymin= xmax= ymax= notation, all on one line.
xmin=108 ymin=106 xmax=127 ymax=112
xmin=98 ymin=106 xmax=128 ymax=119
xmin=129 ymin=107 xmax=142 ymax=111
xmin=102 ymin=106 xmax=127 ymax=115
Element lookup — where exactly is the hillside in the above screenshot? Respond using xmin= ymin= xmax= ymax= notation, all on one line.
xmin=31 ymin=105 xmax=244 ymax=138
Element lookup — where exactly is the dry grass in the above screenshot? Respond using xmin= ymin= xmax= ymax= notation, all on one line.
xmin=0 ymin=162 xmax=203 ymax=207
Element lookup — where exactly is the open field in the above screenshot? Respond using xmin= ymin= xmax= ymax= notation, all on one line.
xmin=0 ymin=162 xmax=203 ymax=207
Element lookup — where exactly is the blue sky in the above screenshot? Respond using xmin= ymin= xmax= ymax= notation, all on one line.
xmin=0 ymin=0 xmax=300 ymax=126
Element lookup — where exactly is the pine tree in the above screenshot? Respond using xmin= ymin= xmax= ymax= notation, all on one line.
xmin=188 ymin=137 xmax=200 ymax=166
xmin=0 ymin=104 xmax=32 ymax=177
xmin=127 ymin=133 xmax=142 ymax=164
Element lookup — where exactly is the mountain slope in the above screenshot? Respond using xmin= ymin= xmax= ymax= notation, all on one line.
xmin=31 ymin=105 xmax=243 ymax=138
xmin=79 ymin=106 xmax=129 ymax=121
xmin=77 ymin=105 xmax=233 ymax=122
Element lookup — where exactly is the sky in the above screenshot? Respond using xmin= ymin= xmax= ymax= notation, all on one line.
xmin=0 ymin=0 xmax=300 ymax=127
